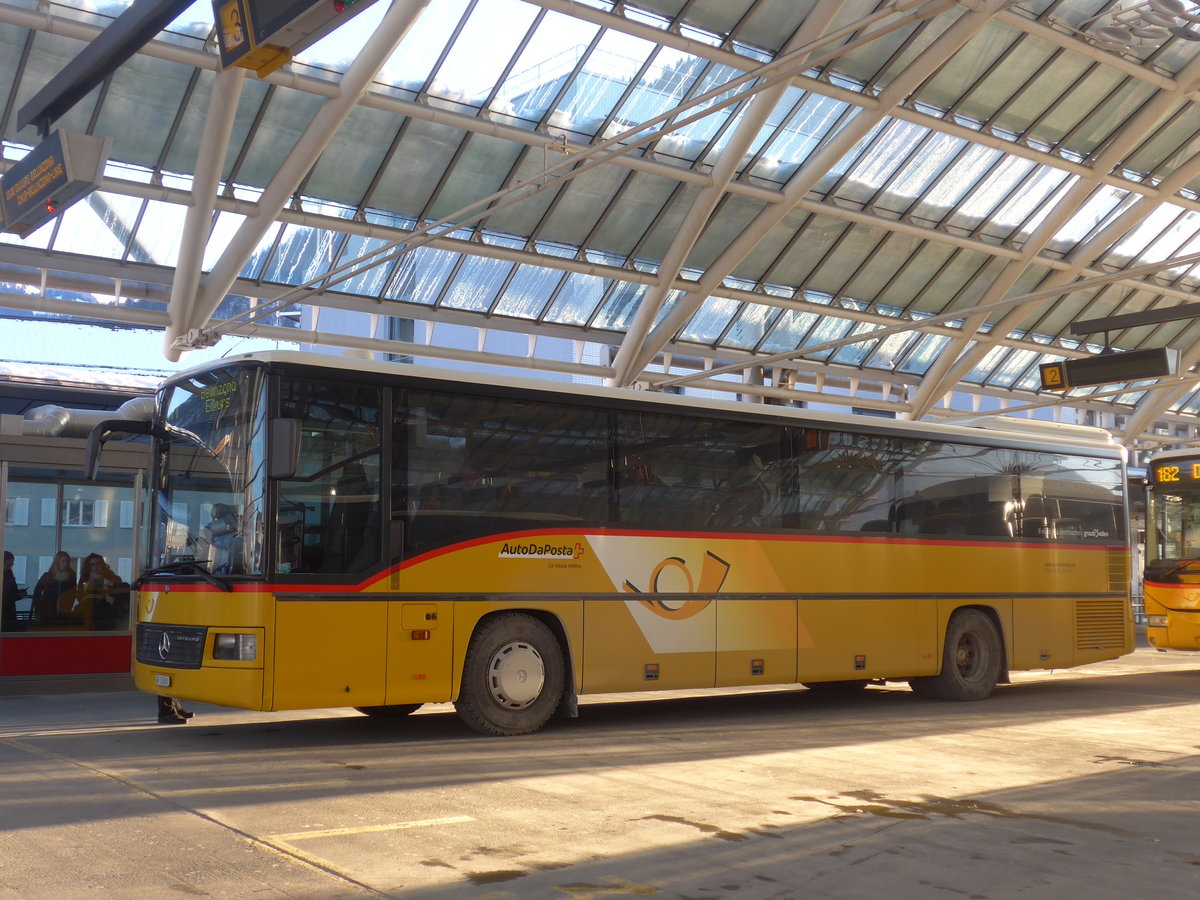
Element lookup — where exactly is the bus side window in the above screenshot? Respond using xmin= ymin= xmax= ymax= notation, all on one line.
xmin=922 ymin=499 xmax=969 ymax=535
xmin=398 ymin=390 xmax=610 ymax=553
xmin=1012 ymin=495 xmax=1048 ymax=539
xmin=275 ymin=379 xmax=382 ymax=575
xmin=895 ymin=501 xmax=932 ymax=535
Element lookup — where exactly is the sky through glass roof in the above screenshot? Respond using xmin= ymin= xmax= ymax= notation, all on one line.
xmin=4 ymin=0 xmax=1200 ymax=445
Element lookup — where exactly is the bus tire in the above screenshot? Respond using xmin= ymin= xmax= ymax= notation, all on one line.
xmin=455 ymin=613 xmax=565 ymax=736
xmin=355 ymin=704 xmax=422 ymax=718
xmin=909 ymin=608 xmax=1002 ymax=701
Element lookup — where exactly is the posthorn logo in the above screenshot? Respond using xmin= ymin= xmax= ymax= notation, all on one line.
xmin=622 ymin=550 xmax=730 ymax=621
xmin=499 ymin=541 xmax=585 ymax=560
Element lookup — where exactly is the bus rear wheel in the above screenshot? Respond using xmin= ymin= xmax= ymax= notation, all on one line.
xmin=455 ymin=613 xmax=565 ymax=736
xmin=355 ymin=704 xmax=422 ymax=718
xmin=909 ymin=608 xmax=1001 ymax=701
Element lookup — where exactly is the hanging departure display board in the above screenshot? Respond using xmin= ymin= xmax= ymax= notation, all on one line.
xmin=1040 ymin=348 xmax=1179 ymax=391
xmin=0 ymin=131 xmax=110 ymax=239
xmin=212 ymin=0 xmax=379 ymax=76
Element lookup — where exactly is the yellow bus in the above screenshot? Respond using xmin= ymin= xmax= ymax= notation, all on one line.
xmin=89 ymin=351 xmax=1133 ymax=735
xmin=1143 ymin=449 xmax=1200 ymax=651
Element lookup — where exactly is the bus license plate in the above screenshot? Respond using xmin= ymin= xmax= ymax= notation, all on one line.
xmin=154 ymin=674 xmax=171 ymax=687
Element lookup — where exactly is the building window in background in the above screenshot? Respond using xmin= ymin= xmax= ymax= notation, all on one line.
xmin=3 ymin=475 xmax=137 ymax=633
xmin=63 ymin=499 xmax=108 ymax=528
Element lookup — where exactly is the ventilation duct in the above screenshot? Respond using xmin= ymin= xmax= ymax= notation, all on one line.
xmin=22 ymin=396 xmax=156 ymax=438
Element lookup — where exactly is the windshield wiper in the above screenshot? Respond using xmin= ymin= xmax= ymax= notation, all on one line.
xmin=134 ymin=559 xmax=233 ymax=592
xmin=1145 ymin=558 xmax=1200 ymax=583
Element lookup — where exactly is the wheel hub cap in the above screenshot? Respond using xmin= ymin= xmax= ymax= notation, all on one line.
xmin=487 ymin=640 xmax=545 ymax=709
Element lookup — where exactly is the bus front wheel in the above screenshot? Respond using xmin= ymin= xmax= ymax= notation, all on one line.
xmin=455 ymin=613 xmax=565 ymax=736
xmin=909 ymin=609 xmax=1001 ymax=701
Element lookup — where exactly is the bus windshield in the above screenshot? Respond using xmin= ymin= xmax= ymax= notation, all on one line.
xmin=1146 ymin=480 xmax=1200 ymax=581
xmin=150 ymin=365 xmax=267 ymax=575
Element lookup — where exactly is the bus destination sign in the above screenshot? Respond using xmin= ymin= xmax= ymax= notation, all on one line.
xmin=0 ymin=131 xmax=110 ymax=238
xmin=1151 ymin=461 xmax=1200 ymax=485
xmin=201 ymin=381 xmax=238 ymax=415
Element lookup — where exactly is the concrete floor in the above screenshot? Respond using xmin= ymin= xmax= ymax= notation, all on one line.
xmin=1 ymin=643 xmax=1198 ymax=899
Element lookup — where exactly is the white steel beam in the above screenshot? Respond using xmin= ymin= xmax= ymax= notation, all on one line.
xmin=1121 ymin=379 xmax=1200 ymax=444
xmin=905 ymin=51 xmax=1200 ymax=419
xmin=0 ymin=290 xmax=166 ymax=327
xmin=604 ymin=1 xmax=842 ymax=387
xmin=201 ymin=1 xmax=952 ymax=343
xmin=163 ymin=65 xmax=245 ymax=359
xmin=9 ymin=155 xmax=1200 ymax=318
xmin=0 ymin=1 xmax=1191 ymax=212
xmin=0 ymin=253 xmax=1122 ymax=370
xmin=5 ymin=276 xmax=1196 ymax=443
xmin=654 ymin=249 xmax=1200 ymax=391
xmin=169 ymin=0 xmax=432 ymax=360
xmin=609 ymin=0 xmax=1006 ymax=386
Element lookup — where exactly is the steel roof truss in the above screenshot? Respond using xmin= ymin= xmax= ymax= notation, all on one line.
xmin=617 ymin=0 xmax=1006 ymax=385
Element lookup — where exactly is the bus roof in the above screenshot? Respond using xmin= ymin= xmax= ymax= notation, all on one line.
xmin=1146 ymin=447 xmax=1200 ymax=463
xmin=172 ymin=350 xmax=1124 ymax=457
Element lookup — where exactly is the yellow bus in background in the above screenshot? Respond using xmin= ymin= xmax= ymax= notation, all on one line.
xmin=1144 ymin=449 xmax=1200 ymax=651
xmin=90 ymin=351 xmax=1133 ymax=735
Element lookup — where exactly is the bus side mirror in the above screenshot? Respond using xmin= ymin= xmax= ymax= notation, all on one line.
xmin=85 ymin=419 xmax=154 ymax=480
xmin=269 ymin=418 xmax=300 ymax=479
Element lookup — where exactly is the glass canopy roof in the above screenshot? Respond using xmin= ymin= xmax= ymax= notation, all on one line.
xmin=5 ymin=0 xmax=1200 ymax=447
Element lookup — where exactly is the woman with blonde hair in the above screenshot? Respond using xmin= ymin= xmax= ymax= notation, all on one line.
xmin=32 ymin=550 xmax=76 ymax=623
xmin=75 ymin=553 xmax=127 ymax=629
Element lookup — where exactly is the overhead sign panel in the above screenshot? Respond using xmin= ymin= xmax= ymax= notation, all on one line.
xmin=1 ymin=131 xmax=111 ymax=239
xmin=1038 ymin=361 xmax=1068 ymax=391
xmin=213 ymin=0 xmax=379 ymax=76
xmin=1040 ymin=347 xmax=1179 ymax=391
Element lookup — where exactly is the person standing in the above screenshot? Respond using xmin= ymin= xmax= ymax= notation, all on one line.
xmin=2 ymin=550 xmax=22 ymax=632
xmin=32 ymin=551 xmax=76 ymax=623
xmin=157 ymin=695 xmax=194 ymax=724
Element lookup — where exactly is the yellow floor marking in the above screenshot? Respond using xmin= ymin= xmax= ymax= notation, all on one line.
xmin=3 ymin=736 xmax=394 ymax=896
xmin=271 ymin=815 xmax=474 ymax=842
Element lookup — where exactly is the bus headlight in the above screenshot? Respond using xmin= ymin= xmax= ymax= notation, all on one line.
xmin=213 ymin=633 xmax=258 ymax=661
xmin=1146 ymin=615 xmax=1168 ymax=628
